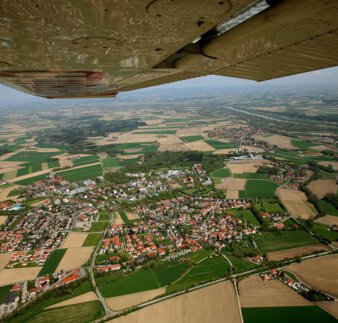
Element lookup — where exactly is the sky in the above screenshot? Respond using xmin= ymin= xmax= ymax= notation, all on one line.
xmin=0 ymin=66 xmax=337 ymax=104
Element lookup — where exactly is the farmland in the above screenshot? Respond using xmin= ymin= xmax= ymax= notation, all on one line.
xmin=255 ymin=230 xmax=318 ymax=253
xmin=179 ymin=135 xmax=205 ymax=142
xmin=26 ymin=300 xmax=104 ymax=323
xmin=38 ymin=249 xmax=67 ymax=276
xmin=240 ymin=180 xmax=279 ymax=198
xmin=167 ymin=256 xmax=230 ymax=293
xmin=210 ymin=168 xmax=230 ymax=178
xmin=112 ymin=281 xmax=242 ymax=323
xmin=7 ymin=281 xmax=93 ymax=322
xmin=82 ymin=233 xmax=102 ymax=247
xmin=242 ymin=306 xmax=336 ymax=323
xmin=204 ymin=139 xmax=237 ymax=149
xmin=56 ymin=164 xmax=102 ymax=181
xmin=97 ymin=263 xmax=189 ymax=297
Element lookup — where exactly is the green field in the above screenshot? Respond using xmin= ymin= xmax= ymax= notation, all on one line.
xmin=204 ymin=139 xmax=238 ymax=150
xmin=234 ymin=173 xmax=269 ymax=179
xmin=47 ymin=158 xmax=60 ymax=169
xmin=210 ymin=168 xmax=231 ymax=178
xmin=27 ymin=301 xmax=104 ymax=323
xmin=269 ymin=150 xmax=334 ymax=166
xmin=312 ymin=223 xmax=338 ymax=242
xmin=98 ymin=211 xmax=111 ymax=221
xmin=97 ymin=263 xmax=189 ymax=297
xmin=291 ymin=139 xmax=320 ymax=149
xmin=38 ymin=249 xmax=67 ymax=276
xmin=167 ymin=256 xmax=230 ymax=293
xmin=318 ymin=200 xmax=338 ymax=216
xmin=56 ymin=164 xmax=102 ymax=181
xmin=8 ymin=281 xmax=92 ymax=322
xmin=0 ymin=284 xmax=12 ymax=303
xmin=227 ymin=255 xmax=257 ymax=272
xmin=256 ymin=199 xmax=285 ymax=214
xmin=119 ymin=158 xmax=139 ymax=166
xmin=82 ymin=233 xmax=102 ymax=247
xmin=242 ymin=306 xmax=337 ymax=323
xmin=179 ymin=135 xmax=205 ymax=142
xmin=14 ymin=174 xmax=48 ymax=186
xmin=230 ymin=208 xmax=260 ymax=226
xmin=255 ymin=230 xmax=318 ymax=253
xmin=118 ymin=210 xmax=136 ymax=225
xmin=97 ymin=269 xmax=159 ymax=297
xmin=6 ymin=151 xmax=61 ymax=163
xmin=102 ymin=157 xmax=120 ymax=168
xmin=188 ymin=249 xmax=214 ymax=263
xmin=89 ymin=221 xmax=109 ymax=232
xmin=240 ymin=180 xmax=279 ymax=198
xmin=72 ymin=155 xmax=100 ymax=166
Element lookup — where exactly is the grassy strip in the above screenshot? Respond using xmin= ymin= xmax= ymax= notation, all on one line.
xmin=82 ymin=233 xmax=102 ymax=247
xmin=255 ymin=230 xmax=318 ymax=253
xmin=38 ymin=249 xmax=67 ymax=276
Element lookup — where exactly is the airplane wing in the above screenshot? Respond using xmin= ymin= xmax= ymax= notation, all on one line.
xmin=0 ymin=0 xmax=337 ymax=98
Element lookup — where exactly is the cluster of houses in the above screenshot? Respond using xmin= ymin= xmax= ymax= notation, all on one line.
xmin=95 ymin=197 xmax=258 ymax=271
xmin=208 ymin=125 xmax=255 ymax=145
xmin=5 ymin=249 xmax=52 ymax=268
xmin=105 ymin=167 xmax=211 ymax=202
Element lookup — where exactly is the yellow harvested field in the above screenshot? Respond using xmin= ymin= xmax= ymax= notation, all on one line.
xmin=318 ymin=161 xmax=338 ymax=171
xmin=144 ymin=119 xmax=164 ymax=125
xmin=308 ymin=145 xmax=331 ymax=151
xmin=315 ymin=215 xmax=338 ymax=226
xmin=61 ymin=232 xmax=89 ymax=248
xmin=212 ymin=148 xmax=238 ymax=155
xmin=240 ymin=145 xmax=265 ymax=153
xmin=32 ymin=148 xmax=61 ymax=153
xmin=176 ymin=127 xmax=203 ymax=137
xmin=56 ymin=247 xmax=94 ymax=272
xmin=0 ymin=185 xmax=21 ymax=201
xmin=111 ymin=281 xmax=241 ymax=323
xmin=286 ymin=254 xmax=338 ymax=298
xmin=0 ymin=252 xmax=14 ymax=273
xmin=56 ymin=153 xmax=91 ymax=168
xmin=307 ymin=179 xmax=337 ymax=199
xmin=277 ymin=189 xmax=316 ymax=219
xmin=227 ymin=163 xmax=256 ymax=174
xmin=267 ymin=244 xmax=329 ymax=261
xmin=125 ymin=211 xmax=140 ymax=220
xmin=315 ymin=301 xmax=338 ymax=319
xmin=46 ymin=292 xmax=98 ymax=309
xmin=106 ymin=288 xmax=165 ymax=311
xmin=0 ymin=267 xmax=40 ymax=286
xmin=239 ymin=275 xmax=311 ymax=307
xmin=215 ymin=178 xmax=246 ymax=190
xmin=117 ymin=154 xmax=141 ymax=160
xmin=253 ymin=134 xmax=296 ymax=149
xmin=123 ymin=148 xmax=142 ymax=153
xmin=113 ymin=212 xmax=124 ymax=225
xmin=0 ymin=216 xmax=7 ymax=225
xmin=226 ymin=190 xmax=239 ymax=199
xmin=157 ymin=136 xmax=187 ymax=152
xmin=184 ymin=140 xmax=215 ymax=152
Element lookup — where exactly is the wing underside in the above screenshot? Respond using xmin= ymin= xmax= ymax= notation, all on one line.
xmin=0 ymin=0 xmax=337 ymax=98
